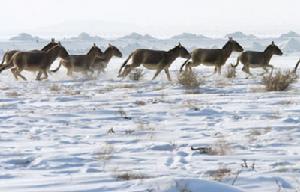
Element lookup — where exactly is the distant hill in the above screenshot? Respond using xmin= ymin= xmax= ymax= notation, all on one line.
xmin=282 ymin=38 xmax=300 ymax=52
xmin=1 ymin=31 xmax=300 ymax=55
xmin=225 ymin=32 xmax=257 ymax=39
xmin=9 ymin=33 xmax=45 ymax=42
xmin=280 ymin=31 xmax=300 ymax=39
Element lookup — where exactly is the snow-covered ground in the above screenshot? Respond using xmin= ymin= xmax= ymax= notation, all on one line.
xmin=0 ymin=55 xmax=300 ymax=192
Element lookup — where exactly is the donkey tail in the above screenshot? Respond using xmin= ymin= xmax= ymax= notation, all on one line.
xmin=231 ymin=56 xmax=240 ymax=68
xmin=180 ymin=58 xmax=190 ymax=72
xmin=293 ymin=59 xmax=300 ymax=73
xmin=118 ymin=52 xmax=133 ymax=74
xmin=0 ymin=63 xmax=13 ymax=73
xmin=50 ymin=62 xmax=62 ymax=73
xmin=1 ymin=52 xmax=8 ymax=65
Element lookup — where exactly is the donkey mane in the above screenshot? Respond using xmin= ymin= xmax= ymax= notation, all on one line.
xmin=168 ymin=46 xmax=180 ymax=53
xmin=264 ymin=45 xmax=275 ymax=53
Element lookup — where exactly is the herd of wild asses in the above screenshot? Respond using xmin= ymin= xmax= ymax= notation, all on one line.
xmin=0 ymin=37 xmax=299 ymax=81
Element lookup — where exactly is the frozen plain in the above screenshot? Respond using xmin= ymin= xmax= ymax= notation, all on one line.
xmin=0 ymin=55 xmax=300 ymax=192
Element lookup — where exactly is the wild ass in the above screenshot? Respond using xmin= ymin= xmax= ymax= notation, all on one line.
xmin=232 ymin=41 xmax=283 ymax=75
xmin=0 ymin=38 xmax=59 ymax=72
xmin=91 ymin=44 xmax=122 ymax=73
xmin=51 ymin=44 xmax=102 ymax=75
xmin=293 ymin=58 xmax=300 ymax=73
xmin=180 ymin=38 xmax=243 ymax=74
xmin=9 ymin=43 xmax=69 ymax=81
xmin=118 ymin=43 xmax=190 ymax=81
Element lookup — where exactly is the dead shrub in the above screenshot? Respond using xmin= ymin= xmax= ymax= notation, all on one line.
xmin=262 ymin=70 xmax=297 ymax=91
xmin=178 ymin=71 xmax=202 ymax=89
xmin=129 ymin=68 xmax=144 ymax=81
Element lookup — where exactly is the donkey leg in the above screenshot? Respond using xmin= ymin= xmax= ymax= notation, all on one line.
xmin=164 ymin=68 xmax=172 ymax=81
xmin=36 ymin=71 xmax=42 ymax=81
xmin=185 ymin=62 xmax=193 ymax=72
xmin=42 ymin=70 xmax=48 ymax=80
xmin=207 ymin=66 xmax=218 ymax=77
xmin=11 ymin=68 xmax=18 ymax=80
xmin=242 ymin=65 xmax=252 ymax=76
xmin=67 ymin=68 xmax=73 ymax=76
xmin=152 ymin=65 xmax=164 ymax=80
xmin=16 ymin=69 xmax=27 ymax=81
xmin=217 ymin=65 xmax=222 ymax=75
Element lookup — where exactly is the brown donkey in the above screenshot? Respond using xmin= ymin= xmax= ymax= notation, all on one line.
xmin=0 ymin=38 xmax=59 ymax=72
xmin=91 ymin=44 xmax=122 ymax=74
xmin=232 ymin=41 xmax=283 ymax=75
xmin=180 ymin=38 xmax=243 ymax=74
xmin=51 ymin=44 xmax=102 ymax=75
xmin=10 ymin=44 xmax=69 ymax=81
xmin=118 ymin=43 xmax=190 ymax=81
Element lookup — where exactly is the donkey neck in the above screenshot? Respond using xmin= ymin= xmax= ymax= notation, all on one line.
xmin=222 ymin=45 xmax=234 ymax=59
xmin=46 ymin=47 xmax=61 ymax=63
xmin=101 ymin=48 xmax=114 ymax=61
xmin=87 ymin=51 xmax=99 ymax=63
xmin=263 ymin=48 xmax=275 ymax=62
xmin=166 ymin=49 xmax=180 ymax=63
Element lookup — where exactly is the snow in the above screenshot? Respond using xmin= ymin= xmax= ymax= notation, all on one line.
xmin=0 ymin=56 xmax=300 ymax=192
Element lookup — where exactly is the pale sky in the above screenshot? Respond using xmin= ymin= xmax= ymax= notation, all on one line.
xmin=1 ymin=0 xmax=300 ymax=38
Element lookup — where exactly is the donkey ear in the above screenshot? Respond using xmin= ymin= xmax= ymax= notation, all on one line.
xmin=93 ymin=43 xmax=96 ymax=47
xmin=229 ymin=37 xmax=233 ymax=41
xmin=178 ymin=42 xmax=182 ymax=47
xmin=108 ymin=43 xmax=112 ymax=47
xmin=271 ymin=41 xmax=275 ymax=45
xmin=58 ymin=41 xmax=61 ymax=45
xmin=51 ymin=38 xmax=55 ymax=42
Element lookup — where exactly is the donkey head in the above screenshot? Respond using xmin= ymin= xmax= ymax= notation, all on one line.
xmin=87 ymin=43 xmax=103 ymax=57
xmin=171 ymin=43 xmax=190 ymax=58
xmin=223 ymin=37 xmax=244 ymax=52
xmin=265 ymin=41 xmax=283 ymax=55
xmin=41 ymin=38 xmax=59 ymax=52
xmin=56 ymin=43 xmax=69 ymax=59
xmin=107 ymin=43 xmax=122 ymax=58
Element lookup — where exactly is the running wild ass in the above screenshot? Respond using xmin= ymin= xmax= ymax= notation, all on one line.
xmin=9 ymin=43 xmax=69 ymax=81
xmin=232 ymin=41 xmax=283 ymax=75
xmin=118 ymin=43 xmax=190 ymax=81
xmin=180 ymin=37 xmax=243 ymax=74
xmin=51 ymin=44 xmax=102 ymax=75
xmin=0 ymin=38 xmax=59 ymax=72
xmin=91 ymin=44 xmax=122 ymax=74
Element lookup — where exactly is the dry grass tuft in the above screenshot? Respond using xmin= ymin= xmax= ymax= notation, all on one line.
xmin=115 ymin=172 xmax=149 ymax=181
xmin=134 ymin=100 xmax=147 ymax=106
xmin=191 ymin=138 xmax=232 ymax=156
xmin=94 ymin=144 xmax=114 ymax=160
xmin=178 ymin=71 xmax=202 ymax=89
xmin=5 ymin=91 xmax=20 ymax=97
xmin=49 ymin=84 xmax=61 ymax=92
xmin=262 ymin=70 xmax=297 ymax=91
xmin=175 ymin=181 xmax=192 ymax=192
xmin=129 ymin=68 xmax=144 ymax=81
xmin=207 ymin=164 xmax=232 ymax=182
